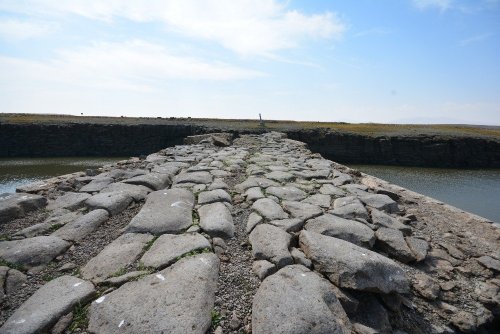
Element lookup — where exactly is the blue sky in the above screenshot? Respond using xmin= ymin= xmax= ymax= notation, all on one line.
xmin=0 ymin=0 xmax=499 ymax=124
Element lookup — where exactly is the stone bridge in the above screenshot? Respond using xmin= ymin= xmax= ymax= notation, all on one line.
xmin=0 ymin=132 xmax=498 ymax=333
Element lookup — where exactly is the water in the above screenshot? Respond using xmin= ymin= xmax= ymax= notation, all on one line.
xmin=350 ymin=165 xmax=500 ymax=224
xmin=0 ymin=157 xmax=125 ymax=193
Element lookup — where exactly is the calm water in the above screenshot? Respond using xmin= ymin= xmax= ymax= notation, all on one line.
xmin=0 ymin=157 xmax=124 ymax=193
xmin=350 ymin=165 xmax=500 ymax=223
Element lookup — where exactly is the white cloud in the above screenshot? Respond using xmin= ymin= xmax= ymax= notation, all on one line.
xmin=0 ymin=40 xmax=265 ymax=92
xmin=459 ymin=33 xmax=491 ymax=46
xmin=0 ymin=0 xmax=344 ymax=56
xmin=412 ymin=0 xmax=453 ymax=10
xmin=0 ymin=18 xmax=56 ymax=41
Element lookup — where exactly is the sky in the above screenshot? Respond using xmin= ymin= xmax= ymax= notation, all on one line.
xmin=0 ymin=0 xmax=499 ymax=125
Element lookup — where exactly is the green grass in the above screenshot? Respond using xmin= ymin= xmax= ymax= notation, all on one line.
xmin=109 ymin=267 xmax=127 ymax=278
xmin=0 ymin=258 xmax=25 ymax=271
xmin=142 ymin=236 xmax=158 ymax=252
xmin=175 ymin=248 xmax=211 ymax=261
xmin=69 ymin=303 xmax=90 ymax=332
xmin=211 ymin=309 xmax=223 ymax=328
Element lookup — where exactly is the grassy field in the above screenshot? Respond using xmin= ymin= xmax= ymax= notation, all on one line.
xmin=1 ymin=113 xmax=499 ymax=139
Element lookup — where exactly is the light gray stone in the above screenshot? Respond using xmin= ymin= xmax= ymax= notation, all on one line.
xmin=127 ymin=189 xmax=194 ymax=235
xmin=208 ymin=179 xmax=229 ymax=191
xmin=174 ymin=171 xmax=213 ymax=185
xmin=100 ymin=182 xmax=152 ymax=201
xmin=360 ymin=194 xmax=398 ymax=213
xmin=244 ymin=187 xmax=265 ymax=202
xmin=332 ymin=173 xmax=353 ymax=186
xmin=47 ymin=192 xmax=90 ymax=211
xmin=102 ymin=270 xmax=150 ymax=287
xmin=235 ymin=177 xmax=279 ymax=193
xmin=0 ymin=276 xmax=95 ymax=334
xmin=305 ymin=214 xmax=375 ymax=248
xmin=1 ymin=193 xmax=47 ymax=223
xmin=319 ymin=184 xmax=346 ymax=197
xmin=85 ymin=191 xmax=133 ymax=216
xmin=246 ymin=212 xmax=263 ymax=233
xmin=252 ymin=265 xmax=351 ymax=334
xmin=264 ymin=171 xmax=295 ymax=183
xmin=290 ymin=247 xmax=312 ymax=268
xmin=252 ymin=260 xmax=276 ymax=280
xmin=81 ymin=233 xmax=154 ymax=283
xmin=124 ymin=172 xmax=172 ymax=190
xmin=413 ymin=273 xmax=440 ymax=300
xmin=302 ymin=194 xmax=331 ymax=208
xmin=268 ymin=218 xmax=304 ymax=233
xmin=141 ymin=233 xmax=211 ymax=269
xmin=265 ymin=186 xmax=307 ymax=201
xmin=375 ymin=227 xmax=416 ymax=263
xmin=249 ymin=224 xmax=292 ymax=269
xmin=371 ymin=209 xmax=412 ymax=235
xmin=198 ymin=189 xmax=231 ymax=205
xmin=282 ymin=200 xmax=323 ymax=221
xmin=406 ymin=237 xmax=429 ymax=262
xmin=0 ymin=236 xmax=71 ymax=269
xmin=198 ymin=202 xmax=234 ymax=239
xmin=299 ymin=230 xmax=409 ymax=294
xmin=331 ymin=196 xmax=369 ymax=220
xmin=79 ymin=177 xmax=114 ymax=193
xmin=88 ymin=253 xmax=219 ymax=334
xmin=13 ymin=222 xmax=52 ymax=238
xmin=477 ymin=256 xmax=500 ymax=272
xmin=52 ymin=209 xmax=109 ymax=242
xmin=252 ymin=198 xmax=289 ymax=220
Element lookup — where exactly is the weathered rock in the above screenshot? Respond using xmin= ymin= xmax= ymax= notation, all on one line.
xmin=265 ymin=186 xmax=307 ymax=201
xmin=102 ymin=270 xmax=150 ymax=287
xmin=350 ymin=294 xmax=392 ymax=334
xmin=252 ymin=265 xmax=351 ymax=334
xmin=13 ymin=222 xmax=52 ymax=238
xmin=81 ymin=233 xmax=154 ymax=283
xmin=252 ymin=198 xmax=289 ymax=221
xmin=305 ymin=214 xmax=375 ymax=248
xmin=245 ymin=187 xmax=265 ymax=202
xmin=268 ymin=218 xmax=304 ymax=233
xmin=290 ymin=247 xmax=312 ymax=268
xmin=302 ymin=194 xmax=331 ymax=208
xmin=477 ymin=255 xmax=500 ymax=272
xmin=100 ymin=182 xmax=152 ymax=201
xmin=141 ymin=233 xmax=211 ymax=269
xmin=413 ymin=273 xmax=440 ymax=300
xmin=299 ymin=231 xmax=409 ymax=294
xmin=124 ymin=172 xmax=172 ymax=190
xmin=127 ymin=189 xmax=194 ymax=234
xmin=79 ymin=177 xmax=114 ymax=193
xmin=235 ymin=177 xmax=279 ymax=193
xmin=85 ymin=191 xmax=133 ymax=216
xmin=375 ymin=227 xmax=416 ymax=263
xmin=319 ymin=184 xmax=346 ymax=197
xmin=451 ymin=310 xmax=477 ymax=333
xmin=249 ymin=224 xmax=292 ymax=269
xmin=282 ymin=200 xmax=323 ymax=221
xmin=406 ymin=237 xmax=429 ymax=262
xmin=52 ymin=209 xmax=109 ymax=242
xmin=0 ymin=236 xmax=71 ymax=269
xmin=88 ymin=253 xmax=219 ymax=334
xmin=0 ymin=276 xmax=95 ymax=334
xmin=208 ymin=178 xmax=229 ymax=191
xmin=332 ymin=173 xmax=353 ymax=186
xmin=246 ymin=212 xmax=263 ymax=233
xmin=50 ymin=312 xmax=73 ymax=334
xmin=252 ymin=260 xmax=276 ymax=280
xmin=198 ymin=202 xmax=234 ymax=239
xmin=1 ymin=192 xmax=47 ymax=223
xmin=371 ymin=208 xmax=412 ymax=235
xmin=265 ymin=171 xmax=294 ymax=183
xmin=198 ymin=189 xmax=231 ymax=205
xmin=47 ymin=192 xmax=91 ymax=211
xmin=4 ymin=267 xmax=27 ymax=294
xmin=331 ymin=196 xmax=369 ymax=220
xmin=174 ymin=171 xmax=213 ymax=185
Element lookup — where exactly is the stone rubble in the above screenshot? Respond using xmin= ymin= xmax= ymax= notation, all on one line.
xmin=0 ymin=131 xmax=498 ymax=334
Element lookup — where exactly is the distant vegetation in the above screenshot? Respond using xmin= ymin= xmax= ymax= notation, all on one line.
xmin=1 ymin=113 xmax=499 ymax=139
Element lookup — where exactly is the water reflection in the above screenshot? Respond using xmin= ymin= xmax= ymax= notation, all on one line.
xmin=350 ymin=165 xmax=500 ymax=223
xmin=0 ymin=157 xmax=125 ymax=193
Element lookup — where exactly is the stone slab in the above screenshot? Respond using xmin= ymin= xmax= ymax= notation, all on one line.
xmin=252 ymin=265 xmax=351 ymax=334
xmin=88 ymin=253 xmax=219 ymax=334
xmin=249 ymin=224 xmax=292 ymax=269
xmin=52 ymin=209 xmax=109 ymax=242
xmin=47 ymin=192 xmax=91 ymax=211
xmin=252 ymin=198 xmax=289 ymax=221
xmin=299 ymin=230 xmax=409 ymax=294
xmin=81 ymin=233 xmax=154 ymax=283
xmin=197 ymin=189 xmax=231 ymax=205
xmin=140 ymin=233 xmax=211 ymax=269
xmin=124 ymin=172 xmax=172 ymax=191
xmin=86 ymin=192 xmax=133 ymax=216
xmin=100 ymin=182 xmax=152 ymax=201
xmin=0 ymin=236 xmax=71 ymax=269
xmin=127 ymin=189 xmax=194 ymax=235
xmin=0 ymin=276 xmax=95 ymax=334
xmin=198 ymin=202 xmax=234 ymax=239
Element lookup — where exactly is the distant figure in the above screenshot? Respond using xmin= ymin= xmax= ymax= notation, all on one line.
xmin=259 ymin=113 xmax=265 ymax=128
xmin=81 ymin=113 xmax=83 ymax=116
